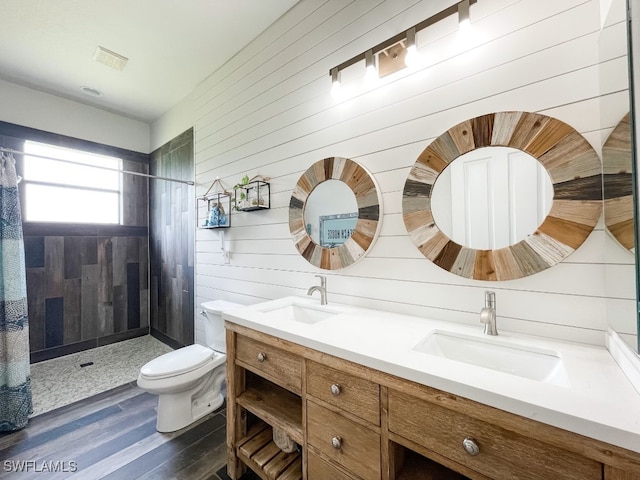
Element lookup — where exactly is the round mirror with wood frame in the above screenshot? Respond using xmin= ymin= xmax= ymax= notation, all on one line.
xmin=289 ymin=157 xmax=382 ymax=270
xmin=402 ymin=111 xmax=603 ymax=281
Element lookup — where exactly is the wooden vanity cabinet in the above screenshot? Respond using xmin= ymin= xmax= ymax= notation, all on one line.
xmin=226 ymin=324 xmax=640 ymax=480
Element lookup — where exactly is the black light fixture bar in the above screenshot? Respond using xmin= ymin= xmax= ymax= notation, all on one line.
xmin=329 ymin=0 xmax=477 ymax=77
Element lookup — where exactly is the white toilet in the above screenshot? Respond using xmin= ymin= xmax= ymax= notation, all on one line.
xmin=137 ymin=299 xmax=243 ymax=432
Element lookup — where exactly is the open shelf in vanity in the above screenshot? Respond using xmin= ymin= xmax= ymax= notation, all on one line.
xmin=237 ymin=419 xmax=302 ymax=480
xmin=237 ymin=373 xmax=303 ymax=444
xmin=393 ymin=448 xmax=470 ymax=480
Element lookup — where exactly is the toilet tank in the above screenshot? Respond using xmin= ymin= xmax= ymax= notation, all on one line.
xmin=200 ymin=299 xmax=243 ymax=353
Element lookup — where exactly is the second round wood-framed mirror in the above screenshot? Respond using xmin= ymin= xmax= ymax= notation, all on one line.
xmin=289 ymin=157 xmax=382 ymax=270
xmin=402 ymin=111 xmax=603 ymax=281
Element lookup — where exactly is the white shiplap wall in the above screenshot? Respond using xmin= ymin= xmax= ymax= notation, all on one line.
xmin=190 ymin=0 xmax=631 ymax=347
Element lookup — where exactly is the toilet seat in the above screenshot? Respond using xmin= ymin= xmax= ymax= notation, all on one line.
xmin=140 ymin=344 xmax=223 ymax=380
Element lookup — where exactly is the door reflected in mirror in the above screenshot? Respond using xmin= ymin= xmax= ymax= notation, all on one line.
xmin=430 ymin=146 xmax=554 ymax=250
xmin=303 ymin=179 xmax=358 ymax=246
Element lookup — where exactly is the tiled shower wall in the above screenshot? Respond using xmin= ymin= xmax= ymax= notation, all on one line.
xmin=149 ymin=128 xmax=195 ymax=348
xmin=0 ymin=121 xmax=150 ymax=362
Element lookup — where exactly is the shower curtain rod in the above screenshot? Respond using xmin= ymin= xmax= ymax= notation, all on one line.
xmin=0 ymin=147 xmax=195 ymax=186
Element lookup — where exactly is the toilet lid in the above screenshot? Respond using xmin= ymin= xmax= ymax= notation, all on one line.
xmin=141 ymin=344 xmax=215 ymax=378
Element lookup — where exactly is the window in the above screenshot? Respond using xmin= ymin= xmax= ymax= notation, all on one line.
xmin=22 ymin=140 xmax=122 ymax=224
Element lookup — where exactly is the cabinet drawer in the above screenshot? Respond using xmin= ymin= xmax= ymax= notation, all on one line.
xmin=306 ymin=360 xmax=380 ymax=425
xmin=307 ymin=400 xmax=380 ymax=480
xmin=235 ymin=335 xmax=302 ymax=394
xmin=308 ymin=451 xmax=354 ymax=480
xmin=388 ymin=389 xmax=601 ymax=480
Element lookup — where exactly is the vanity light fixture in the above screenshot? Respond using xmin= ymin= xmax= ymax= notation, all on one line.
xmin=329 ymin=0 xmax=477 ymax=86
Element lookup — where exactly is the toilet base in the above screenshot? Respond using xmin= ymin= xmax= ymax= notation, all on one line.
xmin=156 ymin=390 xmax=224 ymax=433
xmin=154 ymin=367 xmax=226 ymax=433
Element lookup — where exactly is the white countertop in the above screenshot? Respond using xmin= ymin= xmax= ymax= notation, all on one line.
xmin=223 ymin=295 xmax=640 ymax=453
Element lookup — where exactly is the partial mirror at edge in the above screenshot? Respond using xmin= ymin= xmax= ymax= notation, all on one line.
xmin=603 ymin=113 xmax=634 ymax=254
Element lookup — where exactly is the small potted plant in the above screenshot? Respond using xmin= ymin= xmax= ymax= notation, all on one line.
xmin=233 ymin=174 xmax=270 ymax=211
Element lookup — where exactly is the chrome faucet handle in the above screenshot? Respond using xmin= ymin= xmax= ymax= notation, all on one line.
xmin=315 ymin=275 xmax=326 ymax=287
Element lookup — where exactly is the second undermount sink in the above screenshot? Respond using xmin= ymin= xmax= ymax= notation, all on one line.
xmin=413 ymin=330 xmax=571 ymax=387
xmin=259 ymin=301 xmax=340 ymax=325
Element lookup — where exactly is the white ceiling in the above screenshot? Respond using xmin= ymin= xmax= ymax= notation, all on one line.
xmin=0 ymin=0 xmax=299 ymax=123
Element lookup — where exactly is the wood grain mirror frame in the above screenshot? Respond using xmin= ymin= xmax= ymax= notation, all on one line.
xmin=402 ymin=111 xmax=603 ymax=281
xmin=289 ymin=157 xmax=381 ymax=270
xmin=603 ymin=112 xmax=634 ymax=253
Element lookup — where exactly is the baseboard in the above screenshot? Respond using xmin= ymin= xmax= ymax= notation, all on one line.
xmin=607 ymin=327 xmax=640 ymax=394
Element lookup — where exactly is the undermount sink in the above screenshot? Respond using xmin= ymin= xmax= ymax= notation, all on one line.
xmin=413 ymin=330 xmax=570 ymax=387
xmin=260 ymin=302 xmax=340 ymax=325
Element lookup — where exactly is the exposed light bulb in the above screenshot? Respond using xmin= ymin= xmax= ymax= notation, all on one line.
xmin=405 ymin=44 xmax=420 ymax=68
xmin=404 ymin=28 xmax=420 ymax=68
xmin=364 ymin=50 xmax=378 ymax=87
xmin=365 ymin=63 xmax=377 ymax=80
xmin=458 ymin=0 xmax=471 ymax=30
xmin=331 ymin=80 xmax=342 ymax=98
xmin=330 ymin=68 xmax=342 ymax=98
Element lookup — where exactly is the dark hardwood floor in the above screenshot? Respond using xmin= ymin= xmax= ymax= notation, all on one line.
xmin=0 ymin=383 xmax=259 ymax=480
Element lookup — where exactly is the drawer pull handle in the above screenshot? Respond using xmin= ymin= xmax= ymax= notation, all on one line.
xmin=330 ymin=384 xmax=341 ymax=396
xmin=257 ymin=352 xmax=266 ymax=362
xmin=331 ymin=436 xmax=342 ymax=450
xmin=462 ymin=437 xmax=480 ymax=456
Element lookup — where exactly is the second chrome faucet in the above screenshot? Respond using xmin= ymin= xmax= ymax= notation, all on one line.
xmin=480 ymin=291 xmax=498 ymax=336
xmin=307 ymin=275 xmax=327 ymax=305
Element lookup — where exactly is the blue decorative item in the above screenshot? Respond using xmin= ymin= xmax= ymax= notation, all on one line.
xmin=198 ymin=177 xmax=232 ymax=229
xmin=207 ymin=203 xmax=228 ymax=227
xmin=209 ymin=205 xmax=220 ymax=226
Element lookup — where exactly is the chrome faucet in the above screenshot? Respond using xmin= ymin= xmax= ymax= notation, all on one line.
xmin=480 ymin=291 xmax=498 ymax=336
xmin=307 ymin=275 xmax=327 ymax=305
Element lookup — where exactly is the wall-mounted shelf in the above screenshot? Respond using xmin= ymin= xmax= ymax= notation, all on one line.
xmin=234 ymin=175 xmax=270 ymax=211
xmin=198 ymin=177 xmax=232 ymax=229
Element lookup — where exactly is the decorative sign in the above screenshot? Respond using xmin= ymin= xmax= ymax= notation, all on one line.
xmin=320 ymin=212 xmax=358 ymax=248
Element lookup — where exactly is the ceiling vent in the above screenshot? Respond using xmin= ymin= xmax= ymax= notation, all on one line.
xmin=80 ymin=86 xmax=103 ymax=97
xmin=93 ymin=46 xmax=128 ymax=71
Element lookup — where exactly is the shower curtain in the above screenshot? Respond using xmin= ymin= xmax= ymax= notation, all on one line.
xmin=0 ymin=152 xmax=32 ymax=431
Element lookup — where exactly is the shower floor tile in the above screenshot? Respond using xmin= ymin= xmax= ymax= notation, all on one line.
xmin=29 ymin=335 xmax=173 ymax=417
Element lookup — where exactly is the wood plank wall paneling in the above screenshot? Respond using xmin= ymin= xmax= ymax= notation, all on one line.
xmin=150 ymin=128 xmax=195 ymax=347
xmin=188 ymin=0 xmax=634 ymax=347
xmin=0 ymin=120 xmax=151 ymax=363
